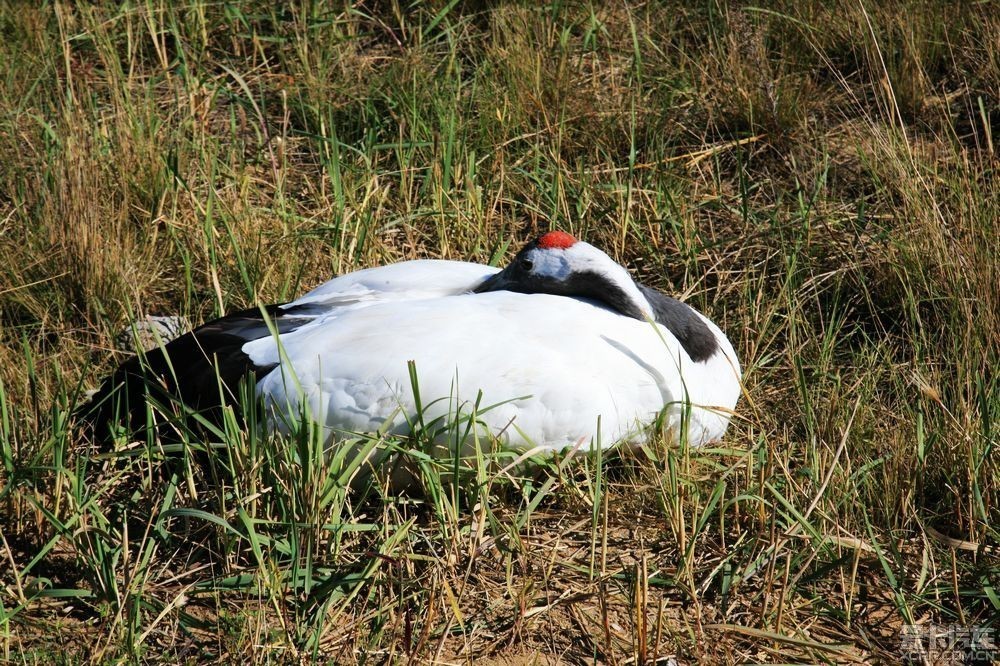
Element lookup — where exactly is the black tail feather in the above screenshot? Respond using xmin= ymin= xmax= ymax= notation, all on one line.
xmin=74 ymin=304 xmax=313 ymax=445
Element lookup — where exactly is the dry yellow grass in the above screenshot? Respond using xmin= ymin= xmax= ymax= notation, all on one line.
xmin=0 ymin=2 xmax=997 ymax=663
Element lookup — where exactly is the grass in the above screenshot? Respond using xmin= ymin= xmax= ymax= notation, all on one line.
xmin=1 ymin=0 xmax=997 ymax=663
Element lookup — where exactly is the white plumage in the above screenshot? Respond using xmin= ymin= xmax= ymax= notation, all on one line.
xmin=82 ymin=232 xmax=742 ymax=459
xmin=255 ymin=287 xmax=739 ymax=451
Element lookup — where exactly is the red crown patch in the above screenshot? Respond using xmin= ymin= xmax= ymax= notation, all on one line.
xmin=536 ymin=231 xmax=577 ymax=250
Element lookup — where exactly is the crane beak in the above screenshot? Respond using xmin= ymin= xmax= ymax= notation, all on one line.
xmin=472 ymin=270 xmax=510 ymax=293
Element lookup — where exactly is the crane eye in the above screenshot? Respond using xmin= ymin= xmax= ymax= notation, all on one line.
xmin=520 ymin=258 xmax=534 ymax=271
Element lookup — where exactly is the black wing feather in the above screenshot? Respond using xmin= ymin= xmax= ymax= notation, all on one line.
xmin=77 ymin=303 xmax=315 ymax=444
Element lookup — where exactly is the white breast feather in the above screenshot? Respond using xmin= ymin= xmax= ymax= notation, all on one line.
xmin=252 ymin=290 xmax=741 ymax=453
